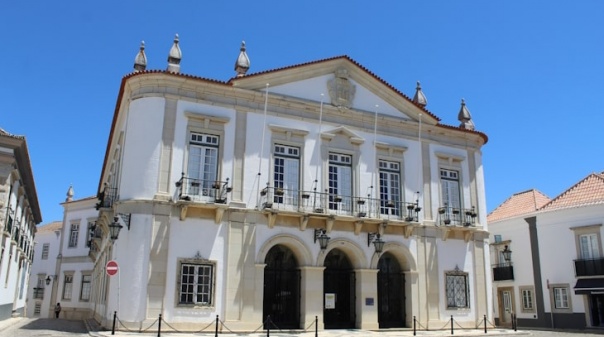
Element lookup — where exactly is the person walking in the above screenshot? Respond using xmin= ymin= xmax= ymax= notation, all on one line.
xmin=54 ymin=303 xmax=61 ymax=318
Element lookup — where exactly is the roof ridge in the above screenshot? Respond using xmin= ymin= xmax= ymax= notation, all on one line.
xmin=539 ymin=172 xmax=604 ymax=210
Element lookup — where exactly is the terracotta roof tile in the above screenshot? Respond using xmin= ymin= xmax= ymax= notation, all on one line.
xmin=487 ymin=189 xmax=551 ymax=223
xmin=36 ymin=221 xmax=62 ymax=233
xmin=540 ymin=173 xmax=604 ymax=211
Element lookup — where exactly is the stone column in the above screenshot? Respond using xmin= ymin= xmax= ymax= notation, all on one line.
xmin=355 ymin=268 xmax=379 ymax=329
xmin=300 ymin=266 xmax=325 ymax=330
xmin=416 ymin=228 xmax=440 ymax=328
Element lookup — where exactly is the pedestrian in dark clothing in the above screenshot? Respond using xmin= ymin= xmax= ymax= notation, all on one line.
xmin=54 ymin=303 xmax=61 ymax=318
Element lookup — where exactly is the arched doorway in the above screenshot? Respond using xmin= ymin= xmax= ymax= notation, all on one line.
xmin=263 ymin=245 xmax=300 ymax=329
xmin=324 ymin=248 xmax=355 ymax=329
xmin=377 ymin=252 xmax=405 ymax=328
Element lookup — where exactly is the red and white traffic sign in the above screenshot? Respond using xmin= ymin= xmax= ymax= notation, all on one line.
xmin=106 ymin=260 xmax=119 ymax=276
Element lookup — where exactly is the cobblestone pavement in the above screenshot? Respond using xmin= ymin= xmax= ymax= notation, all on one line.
xmin=0 ymin=317 xmax=88 ymax=337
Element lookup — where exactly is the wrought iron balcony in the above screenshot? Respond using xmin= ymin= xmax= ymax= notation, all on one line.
xmin=492 ymin=263 xmax=514 ymax=281
xmin=258 ymin=186 xmax=421 ymax=222
xmin=437 ymin=206 xmax=477 ymax=227
xmin=575 ymin=258 xmax=604 ymax=277
xmin=96 ymin=186 xmax=118 ymax=210
xmin=33 ymin=287 xmax=44 ymax=299
xmin=176 ymin=174 xmax=232 ymax=204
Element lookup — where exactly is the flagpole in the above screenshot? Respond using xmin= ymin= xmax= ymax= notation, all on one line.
xmin=313 ymin=94 xmax=324 ymax=210
xmin=371 ymin=105 xmax=379 ymax=200
xmin=256 ymin=83 xmax=270 ymax=205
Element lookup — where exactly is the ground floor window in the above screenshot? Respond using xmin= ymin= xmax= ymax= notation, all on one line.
xmin=34 ymin=302 xmax=41 ymax=314
xmin=178 ymin=259 xmax=215 ymax=306
xmin=445 ymin=268 xmax=469 ymax=308
xmin=520 ymin=286 xmax=535 ymax=312
xmin=554 ymin=287 xmax=569 ymax=309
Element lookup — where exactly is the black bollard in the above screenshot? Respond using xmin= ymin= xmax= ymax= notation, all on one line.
xmin=215 ymin=315 xmax=219 ymax=337
xmin=111 ymin=311 xmax=116 ymax=335
xmin=315 ymin=315 xmax=318 ymax=337
xmin=413 ymin=316 xmax=416 ymax=336
xmin=484 ymin=314 xmax=487 ymax=333
xmin=158 ymin=313 xmax=162 ymax=337
xmin=513 ymin=313 xmax=517 ymax=332
xmin=266 ymin=315 xmax=270 ymax=337
xmin=451 ymin=315 xmax=454 ymax=335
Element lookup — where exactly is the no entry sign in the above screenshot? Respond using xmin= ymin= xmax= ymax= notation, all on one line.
xmin=106 ymin=260 xmax=119 ymax=276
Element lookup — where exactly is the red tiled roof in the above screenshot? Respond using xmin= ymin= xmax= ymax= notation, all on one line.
xmin=540 ymin=173 xmax=604 ymax=211
xmin=487 ymin=189 xmax=551 ymax=223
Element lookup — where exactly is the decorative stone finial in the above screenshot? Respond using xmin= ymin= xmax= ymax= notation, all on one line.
xmin=66 ymin=185 xmax=74 ymax=202
xmin=234 ymin=41 xmax=250 ymax=77
xmin=458 ymin=99 xmax=475 ymax=130
xmin=167 ymin=34 xmax=182 ymax=73
xmin=133 ymin=41 xmax=147 ymax=72
xmin=412 ymin=81 xmax=427 ymax=107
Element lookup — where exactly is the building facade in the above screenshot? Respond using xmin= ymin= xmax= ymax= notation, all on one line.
xmin=89 ymin=38 xmax=491 ymax=331
xmin=488 ymin=172 xmax=604 ymax=329
xmin=0 ymin=128 xmax=42 ymax=320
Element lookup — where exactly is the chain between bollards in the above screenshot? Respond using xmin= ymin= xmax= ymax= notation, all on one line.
xmin=112 ymin=311 xmax=116 ymax=335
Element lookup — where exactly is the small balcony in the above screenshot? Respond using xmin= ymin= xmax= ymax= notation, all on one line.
xmin=575 ymin=258 xmax=604 ymax=277
xmin=176 ymin=175 xmax=232 ymax=204
xmin=96 ymin=185 xmax=118 ymax=210
xmin=258 ymin=186 xmax=421 ymax=222
xmin=437 ymin=206 xmax=477 ymax=227
xmin=493 ymin=263 xmax=514 ymax=281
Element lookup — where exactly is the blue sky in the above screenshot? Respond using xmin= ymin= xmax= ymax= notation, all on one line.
xmin=2 ymin=1 xmax=603 ymax=224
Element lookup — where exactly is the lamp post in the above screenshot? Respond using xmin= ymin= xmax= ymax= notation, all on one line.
xmin=314 ymin=229 xmax=330 ymax=250
xmin=109 ymin=217 xmax=123 ymax=242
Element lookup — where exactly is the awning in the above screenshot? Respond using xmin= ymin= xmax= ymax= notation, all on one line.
xmin=574 ymin=278 xmax=604 ymax=294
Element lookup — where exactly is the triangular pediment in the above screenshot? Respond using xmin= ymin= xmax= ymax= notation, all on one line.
xmin=321 ymin=126 xmax=364 ymax=145
xmin=230 ymin=56 xmax=439 ymax=125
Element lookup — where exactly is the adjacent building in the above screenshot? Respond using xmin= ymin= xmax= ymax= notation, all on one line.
xmin=488 ymin=172 xmax=604 ymax=329
xmin=87 ymin=37 xmax=491 ymax=331
xmin=0 ymin=128 xmax=42 ymax=320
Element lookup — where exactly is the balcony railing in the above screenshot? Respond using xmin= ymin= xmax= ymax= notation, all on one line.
xmin=437 ymin=206 xmax=477 ymax=227
xmin=33 ymin=287 xmax=44 ymax=299
xmin=176 ymin=175 xmax=232 ymax=204
xmin=575 ymin=258 xmax=604 ymax=277
xmin=258 ymin=186 xmax=421 ymax=221
xmin=492 ymin=264 xmax=514 ymax=281
xmin=96 ymin=186 xmax=118 ymax=210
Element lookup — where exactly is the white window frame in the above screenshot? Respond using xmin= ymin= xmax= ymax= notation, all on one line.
xmin=379 ymin=160 xmax=401 ymax=217
xmin=80 ymin=274 xmax=92 ymax=301
xmin=186 ymin=132 xmax=220 ymax=199
xmin=520 ymin=286 xmax=536 ymax=313
xmin=445 ymin=269 xmax=469 ymax=309
xmin=62 ymin=275 xmax=73 ymax=300
xmin=579 ymin=233 xmax=600 ymax=259
xmin=177 ymin=259 xmax=216 ymax=307
xmin=554 ymin=287 xmax=568 ymax=309
xmin=273 ymin=144 xmax=300 ymax=207
xmin=328 ymin=153 xmax=353 ymax=212
xmin=68 ymin=223 xmax=79 ymax=248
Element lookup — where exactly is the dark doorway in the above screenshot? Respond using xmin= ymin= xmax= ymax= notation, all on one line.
xmin=263 ymin=245 xmax=300 ymax=329
xmin=324 ymin=248 xmax=355 ymax=329
xmin=590 ymin=294 xmax=604 ymax=327
xmin=377 ymin=252 xmax=406 ymax=328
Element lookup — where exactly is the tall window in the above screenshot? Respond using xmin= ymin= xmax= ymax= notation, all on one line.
xmin=80 ymin=275 xmax=92 ymax=301
xmin=34 ymin=303 xmax=41 ymax=315
xmin=445 ymin=269 xmax=469 ymax=308
xmin=440 ymin=169 xmax=461 ymax=210
xmin=68 ymin=223 xmax=79 ymax=248
xmin=579 ymin=233 xmax=600 ymax=259
xmin=328 ymin=153 xmax=352 ymax=211
xmin=379 ymin=160 xmax=401 ymax=216
xmin=41 ymin=243 xmax=49 ymax=260
xmin=521 ymin=287 xmax=535 ymax=312
xmin=187 ymin=133 xmax=219 ymax=197
xmin=273 ymin=144 xmax=300 ymax=205
xmin=62 ymin=275 xmax=73 ymax=300
xmin=179 ymin=262 xmax=214 ymax=306
xmin=86 ymin=221 xmax=95 ymax=248
xmin=554 ymin=287 xmax=569 ymax=309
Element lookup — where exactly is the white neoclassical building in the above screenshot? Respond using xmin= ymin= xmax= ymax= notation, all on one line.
xmin=0 ymin=128 xmax=42 ymax=320
xmin=88 ymin=37 xmax=492 ymax=331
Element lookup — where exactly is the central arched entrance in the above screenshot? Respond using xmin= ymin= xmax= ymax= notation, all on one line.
xmin=263 ymin=245 xmax=300 ymax=329
xmin=377 ymin=252 xmax=405 ymax=328
xmin=324 ymin=248 xmax=355 ymax=329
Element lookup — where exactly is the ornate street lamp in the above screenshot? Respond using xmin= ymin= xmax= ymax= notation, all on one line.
xmin=502 ymin=245 xmax=512 ymax=263
xmin=45 ymin=276 xmax=52 ymax=286
xmin=109 ymin=217 xmax=123 ymax=242
xmin=314 ymin=229 xmax=330 ymax=250
xmin=368 ymin=233 xmax=385 ymax=254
